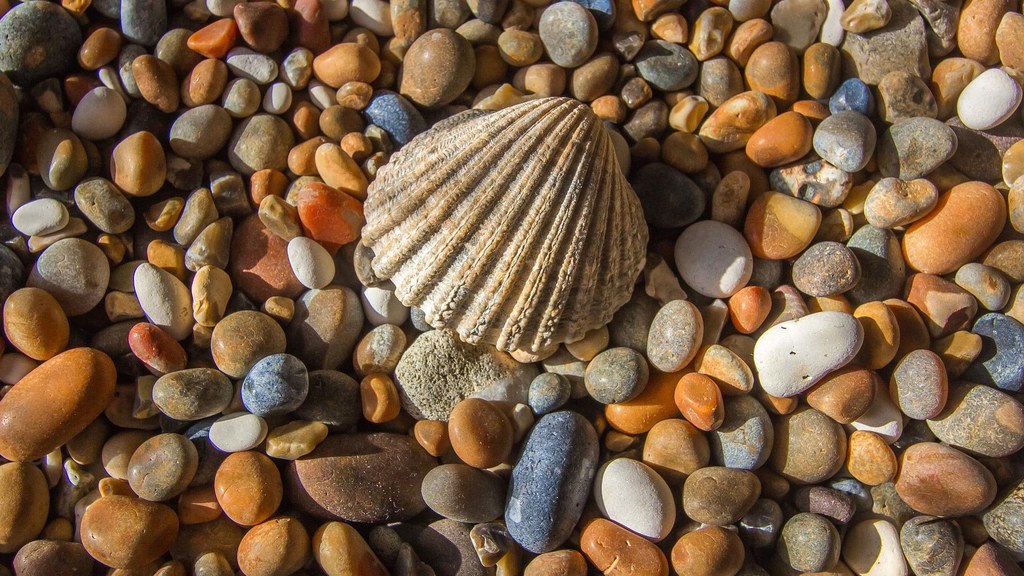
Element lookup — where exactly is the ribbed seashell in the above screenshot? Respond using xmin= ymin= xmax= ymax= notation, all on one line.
xmin=361 ymin=97 xmax=649 ymax=355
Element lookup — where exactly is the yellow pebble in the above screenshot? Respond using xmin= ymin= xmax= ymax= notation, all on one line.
xmin=265 ymin=421 xmax=329 ymax=460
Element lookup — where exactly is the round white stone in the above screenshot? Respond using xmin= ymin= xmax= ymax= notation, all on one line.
xmin=288 ymin=236 xmax=335 ymax=290
xmin=957 ymin=68 xmax=1022 ymax=131
xmin=674 ymin=220 xmax=753 ymax=298
xmin=849 ymin=380 xmax=904 ymax=444
xmin=226 ymin=47 xmax=279 ymax=85
xmin=593 ymin=458 xmax=676 ymax=541
xmin=72 ymin=87 xmax=127 ymax=141
xmin=134 ymin=263 xmax=194 ymax=341
xmin=349 ymin=0 xmax=393 ymax=35
xmin=752 ymin=311 xmax=864 ymax=397
xmin=262 ymin=82 xmax=293 ymax=115
xmin=209 ymin=412 xmax=269 ymax=453
xmin=361 ymin=283 xmax=410 ymax=326
xmin=206 ymin=0 xmax=243 ymax=16
xmin=820 ymin=0 xmax=846 ymax=45
xmin=843 ymin=519 xmax=908 ymax=576
xmin=12 ymin=198 xmax=69 ymax=236
xmin=308 ymin=80 xmax=337 ymax=110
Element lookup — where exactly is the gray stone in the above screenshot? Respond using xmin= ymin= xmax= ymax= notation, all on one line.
xmin=169 ymin=105 xmax=233 ymax=159
xmin=845 ymin=225 xmax=905 ymax=305
xmin=393 ymin=519 xmax=492 ymax=576
xmin=983 ymin=479 xmax=1024 ymax=555
xmin=635 ymin=40 xmax=699 ymax=92
xmin=878 ymin=117 xmax=958 ymax=179
xmin=121 ymin=0 xmax=167 ymax=46
xmin=709 ymin=394 xmax=774 ymax=469
xmin=287 ymin=286 xmax=364 ymax=371
xmin=776 ymin=513 xmax=841 ymax=573
xmin=538 ymin=2 xmax=598 ymax=68
xmin=241 ymin=353 xmax=310 ymax=417
xmin=584 ymin=347 xmax=648 ymax=404
xmin=0 ymin=1 xmax=82 ymax=86
xmin=74 ymin=178 xmax=136 ymax=234
xmin=926 ymin=382 xmax=1024 ymax=457
xmin=900 ymin=516 xmax=964 ymax=576
xmin=964 ymin=313 xmax=1024 ymax=393
xmin=839 ymin=0 xmax=930 ymax=85
xmin=422 ymin=464 xmax=506 ymax=524
xmin=294 ymin=370 xmax=361 ymax=431
xmin=812 ymin=111 xmax=877 ymax=173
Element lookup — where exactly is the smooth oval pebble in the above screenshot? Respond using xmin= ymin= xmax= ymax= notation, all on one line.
xmin=776 ymin=512 xmax=841 ymax=573
xmin=153 ymin=368 xmax=234 ymax=420
xmin=593 ymin=458 xmax=675 ymax=541
xmin=12 ymin=199 xmax=68 ymax=237
xmin=211 ymin=310 xmax=287 ymax=378
xmin=80 ymin=495 xmax=179 ymax=569
xmin=287 ymin=236 xmax=336 ymax=290
xmin=27 ymin=238 xmax=109 ymax=316
xmin=215 ymin=450 xmax=283 ymax=526
xmin=903 ymin=182 xmax=1006 ymax=275
xmin=127 ymin=432 xmax=198 ymax=501
xmin=312 ymin=521 xmax=388 ymax=576
xmin=683 ymin=466 xmax=761 ymax=525
xmin=812 ymin=110 xmax=876 ymax=173
xmin=647 ymin=300 xmax=703 ymax=372
xmin=241 ymin=353 xmax=309 ymax=417
xmin=0 ymin=462 xmax=49 ymax=553
xmin=209 ymin=412 xmax=269 ymax=452
xmin=237 ymin=516 xmax=311 ymax=576
xmin=894 ymin=442 xmax=996 ymax=517
xmin=957 ymin=68 xmax=1022 ymax=131
xmin=579 ymin=518 xmax=669 ymax=576
xmin=889 ymin=349 xmax=947 ymax=420
xmin=72 ymin=86 xmax=127 ymax=140
xmin=753 ymin=311 xmax=864 ymax=397
xmin=670 ymin=526 xmax=745 ymax=576
xmin=771 ymin=406 xmax=847 ymax=484
xmin=864 ymin=177 xmax=939 ymax=229
xmin=674 ymin=220 xmax=753 ymax=298
xmin=3 ymin=287 xmax=69 ymax=361
xmin=421 ymin=463 xmax=506 ymax=524
xmin=134 ymin=263 xmax=194 ymax=341
xmin=584 ymin=347 xmax=649 ymax=404
xmin=709 ymin=394 xmax=774 ymax=469
xmin=900 ymin=516 xmax=964 ymax=576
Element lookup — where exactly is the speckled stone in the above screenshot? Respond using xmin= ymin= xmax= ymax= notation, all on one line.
xmin=528 ymin=373 xmax=571 ymax=415
xmin=288 ymin=286 xmax=364 ymax=371
xmin=121 ymin=0 xmax=166 ymax=46
xmin=864 ymin=177 xmax=938 ymax=229
xmin=769 ymin=159 xmax=853 ymax=208
xmin=795 ymin=485 xmax=856 ymax=524
xmin=963 ymin=313 xmax=1024 ymax=392
xmin=538 ymin=2 xmax=599 ymax=68
xmin=505 ymin=411 xmax=599 ymax=554
xmin=683 ymin=466 xmax=760 ymax=526
xmin=927 ymin=382 xmax=1024 ymax=457
xmin=776 ymin=513 xmax=841 ymax=573
xmin=830 ymin=77 xmax=875 ymax=115
xmin=813 ymin=111 xmax=876 ymax=173
xmin=900 ymin=516 xmax=964 ymax=576
xmin=153 ymin=368 xmax=234 ymax=421
xmin=128 ymin=433 xmax=198 ymax=502
xmin=983 ymin=479 xmax=1024 ymax=555
xmin=708 ymin=394 xmax=774 ymax=469
xmin=839 ymin=0 xmax=929 ymax=84
xmin=228 ymin=115 xmax=294 ymax=176
xmin=400 ymin=30 xmax=475 ymax=107
xmin=584 ymin=347 xmax=649 ymax=404
xmin=877 ymin=117 xmax=958 ymax=179
xmin=0 ymin=1 xmax=83 ymax=86
xmin=211 ymin=310 xmax=287 ymax=378
xmin=791 ymin=241 xmax=861 ymax=297
xmin=363 ymin=90 xmax=427 ymax=146
xmin=889 ymin=349 xmax=947 ymax=420
xmin=894 ymin=442 xmax=996 ymax=517
xmin=635 ymin=40 xmax=699 ymax=92
xmin=0 ymin=74 xmax=16 ymax=175
xmin=771 ymin=406 xmax=847 ymax=484
xmin=12 ymin=540 xmax=94 ymax=576
xmin=242 ymin=353 xmax=310 ymax=417
xmin=27 ymin=238 xmax=109 ymax=316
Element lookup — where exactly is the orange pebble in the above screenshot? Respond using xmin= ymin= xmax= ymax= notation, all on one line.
xmin=178 ymin=485 xmax=222 ymax=524
xmin=605 ymin=370 xmax=681 ymax=435
xmin=673 ymin=372 xmax=724 ymax=432
xmin=728 ymin=285 xmax=771 ymax=334
xmin=187 ymin=19 xmax=238 ymax=59
xmin=250 ymin=169 xmax=289 ymax=204
xmin=294 ymin=182 xmax=365 ymax=253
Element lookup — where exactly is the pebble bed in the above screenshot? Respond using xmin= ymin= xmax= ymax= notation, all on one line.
xmin=0 ymin=0 xmax=1023 ymax=572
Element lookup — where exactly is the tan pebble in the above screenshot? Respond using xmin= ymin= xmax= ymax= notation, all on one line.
xmin=694 ymin=344 xmax=754 ymax=395
xmin=725 ymin=18 xmax=773 ymax=67
xmin=78 ymin=27 xmax=122 ymax=70
xmin=3 ymin=287 xmax=69 ymax=360
xmin=111 ymin=131 xmax=167 ymax=197
xmin=35 ymin=129 xmax=87 ymax=191
xmin=360 ymin=373 xmax=401 ymax=424
xmin=80 ymin=495 xmax=179 ymax=569
xmin=312 ymin=521 xmax=388 ymax=576
xmin=497 ymin=30 xmax=544 ymax=67
xmin=182 ymin=58 xmax=229 ymax=108
xmin=312 ymin=43 xmax=381 ymax=88
xmin=191 ymin=265 xmax=232 ymax=327
xmin=258 ymin=194 xmax=302 ymax=241
xmin=651 ymin=13 xmax=689 ymax=43
xmin=214 ymin=451 xmax=283 ymax=526
xmin=853 ymin=301 xmax=900 ymax=370
xmin=662 ymin=131 xmax=709 ymax=173
xmin=957 ymin=0 xmax=1011 ymax=65
xmin=894 ymin=442 xmax=996 ymax=516
xmin=340 ymin=133 xmax=372 ymax=161
xmin=448 ymin=398 xmax=513 ymax=469
xmin=904 ymin=273 xmax=978 ymax=338
xmin=127 ymin=432 xmax=198 ymax=502
xmin=262 ymin=296 xmax=295 ymax=324
xmin=846 ymin=430 xmax=897 ymax=485
xmin=728 ymin=285 xmax=771 ymax=333
xmin=512 ymin=63 xmax=566 ymax=97
xmin=802 ymin=42 xmax=840 ymax=99
xmin=472 ymin=45 xmax=508 ymax=90
xmin=840 ymin=0 xmax=891 ymax=32
xmin=315 ymin=143 xmax=368 ymax=199
xmin=67 ymin=417 xmax=109 ymax=465
xmin=744 ymin=110 xmax=812 ymax=168
xmin=805 ymin=367 xmax=877 ymax=424
xmin=631 ymin=0 xmax=684 ymax=21
xmin=265 ymin=420 xmax=328 ymax=460
xmin=744 ymin=41 xmax=799 ymax=108
xmin=931 ymin=330 xmax=982 ymax=377
xmin=524 ymin=550 xmax=588 ymax=576
xmin=41 ymin=517 xmax=74 ymax=541
xmin=178 ymin=485 xmax=222 ymax=525
xmin=813 ymin=208 xmax=855 ymax=244
xmin=1004 ymin=176 xmax=1024 ymax=231
xmin=668 ymin=95 xmax=708 ymax=133
xmin=237 ymin=517 xmax=310 ymax=576
xmin=605 ymin=370 xmax=680 ymax=434
xmin=807 ymin=294 xmax=853 ymax=313
xmin=996 ymin=12 xmax=1024 ymax=72
xmin=673 ymin=372 xmax=724 ymax=431
xmin=743 ymin=191 xmax=821 ymax=260
xmin=0 ymin=462 xmax=49 ymax=553
xmin=318 ymin=105 xmax=361 ymax=141
xmin=210 ymin=311 xmax=286 ymax=378
xmin=413 ymin=419 xmax=451 ymax=457
xmin=148 ymin=240 xmax=187 ymax=281
xmin=102 ymin=430 xmax=153 ymax=480
xmin=289 ymin=136 xmax=328 ymax=176
xmin=883 ymin=298 xmax=931 ymax=361
xmin=580 ymin=518 xmax=669 ymax=575
xmin=711 ymin=170 xmax=751 ymax=228
xmin=193 ymin=552 xmax=232 ymax=576
xmin=689 ymin=7 xmax=734 ymax=61
xmin=670 ymin=526 xmax=745 ymax=576
xmin=930 ymin=57 xmax=985 ymax=120
xmin=132 ymin=55 xmax=179 ymax=113
xmin=698 ymin=90 xmax=777 ymax=153
xmin=96 ymin=234 xmax=127 ymax=265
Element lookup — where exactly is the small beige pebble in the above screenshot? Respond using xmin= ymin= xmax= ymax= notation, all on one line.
xmin=265 ymin=420 xmax=329 ymax=460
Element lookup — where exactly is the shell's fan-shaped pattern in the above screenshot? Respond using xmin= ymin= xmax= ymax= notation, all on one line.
xmin=362 ymin=97 xmax=649 ymax=355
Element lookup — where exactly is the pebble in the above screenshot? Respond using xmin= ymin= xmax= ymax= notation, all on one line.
xmin=674 ymin=372 xmax=724 ymax=431
xmin=670 ymin=526 xmax=745 ymax=576
xmin=903 ymin=182 xmax=1005 ymax=275
xmin=241 ymin=353 xmax=309 ymax=417
xmin=771 ymin=406 xmax=847 ymax=484
xmin=214 ymin=451 xmax=282 ymax=526
xmin=906 ymin=273 xmax=978 ymax=338
xmin=72 ymin=86 xmax=127 ymax=141
xmin=422 ymin=463 xmax=505 ymax=523
xmin=642 ymin=419 xmax=710 ymax=485
xmin=288 ymin=286 xmax=364 ymax=371
xmin=353 ymin=324 xmax=406 ymax=377
xmin=631 ymin=162 xmax=707 ymax=228
xmin=287 ymin=433 xmax=434 ymax=523
xmin=169 ymin=105 xmax=233 ymax=159
xmin=3 ymin=287 xmax=69 ymax=361
xmin=888 ymin=349 xmax=946 ymax=419
xmin=839 ymin=0 xmax=929 ymax=84
xmin=579 ymin=518 xmax=669 ymax=576
xmin=674 ymin=220 xmax=753 ymax=298
xmin=538 ymin=2 xmax=598 ymax=68
xmin=0 ymin=1 xmax=83 ymax=86
xmin=528 ymin=373 xmax=572 ymax=414
xmin=312 ymin=521 xmax=389 ymax=576
xmin=134 ymin=263 xmax=193 ymax=341
xmin=636 ymin=40 xmax=699 ymax=92
xmin=894 ymin=442 xmax=996 ymax=516
xmin=983 ymin=478 xmax=1024 ymax=555
xmin=0 ymin=348 xmax=115 ymax=462
xmin=127 ymin=433 xmax=198 ymax=501
xmin=228 ymin=114 xmax=294 ymax=175
xmin=129 ymin=322 xmax=187 ymax=376
xmin=794 ymin=485 xmax=856 ymax=524
xmin=899 ymin=516 xmax=964 ymax=576
xmin=813 ymin=111 xmax=876 ymax=173
xmin=877 ymin=117 xmax=957 ymax=179
xmin=776 ymin=512 xmax=841 ymax=573
xmin=745 ymin=111 xmax=813 ymax=168
xmin=581 ymin=347 xmax=647 ymax=404
xmin=878 ymin=70 xmax=937 ymax=122
xmin=848 ymin=430 xmax=897 ymax=485
xmin=80 ymin=495 xmax=178 ymax=568
xmin=843 ymin=519 xmax=907 ymax=576
xmin=400 ymin=30 xmax=474 ymax=108
xmin=964 ymin=312 xmax=1024 ymax=392
xmin=739 ymin=498 xmax=784 ymax=548
xmin=393 ymin=329 xmax=535 ymax=420
xmin=683 ymin=466 xmax=760 ymax=525
xmin=728 ymin=286 xmax=771 ymax=334
xmin=111 ymin=131 xmax=166 ymax=197
xmin=265 ymin=420 xmax=329 ymax=460
xmin=753 ymin=311 xmax=863 ymax=397
xmin=957 ymin=68 xmax=1021 ymax=131
xmin=708 ymin=394 xmax=774 ymax=469
xmin=448 ymin=398 xmax=513 ymax=468
xmin=296 ymin=373 xmax=361 ymax=431
xmin=699 ymin=91 xmax=777 ymax=153
xmin=806 ymin=366 xmax=877 ymax=423
xmin=743 ymin=191 xmax=821 ymax=260
xmin=153 ymin=368 xmax=233 ymax=420
xmin=363 ymin=90 xmax=427 ymax=146
xmin=745 ymin=42 xmax=799 ymax=107
xmin=770 ymin=158 xmax=853 ymax=208
xmin=830 ymin=77 xmax=875 ymax=115
xmin=35 ymin=129 xmax=87 ymax=192
xmin=211 ymin=310 xmax=286 ymax=378
xmin=286 ymin=237 xmax=335 ymax=290
xmin=506 ymin=411 xmax=598 ymax=554
xmin=0 ymin=462 xmax=49 ymax=553
xmin=791 ymin=241 xmax=861 ymax=297
xmin=360 ymin=284 xmax=409 ymax=326
xmin=927 ymin=381 xmax=1024 ymax=457
xmin=74 ymin=178 xmax=135 ymax=234
xmin=604 ymin=368 xmax=679 ymax=434
xmin=12 ymin=540 xmax=94 ymax=576
xmin=846 ymin=225 xmax=905 ymax=305
xmin=593 ymin=458 xmax=675 ymax=541
xmin=237 ymin=517 xmax=310 ymax=576
xmin=863 ymin=177 xmax=938 ymax=229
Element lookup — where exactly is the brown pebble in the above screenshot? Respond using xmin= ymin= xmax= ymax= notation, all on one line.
xmin=744 ymin=191 xmax=821 ymax=260
xmin=670 ymin=526 xmax=745 ymax=576
xmin=580 ymin=518 xmax=669 ymax=576
xmin=803 ymin=42 xmax=840 ymax=99
xmin=853 ymin=301 xmax=900 ymax=370
xmin=413 ymin=419 xmax=451 ymax=457
xmin=128 ymin=433 xmax=198 ymax=502
xmin=132 ymin=55 xmax=179 ymax=113
xmin=111 ymin=131 xmax=167 ymax=197
xmin=904 ymin=273 xmax=978 ymax=338
xmin=210 ymin=310 xmax=287 ymax=378
xmin=846 ymin=430 xmax=897 ymax=486
xmin=178 ymin=485 xmax=222 ymax=525
xmin=605 ymin=370 xmax=681 ymax=434
xmin=236 ymin=517 xmax=310 ymax=576
xmin=360 ymin=373 xmax=401 ymax=424
xmin=744 ymin=41 xmax=799 ymax=107
xmin=673 ymin=372 xmax=724 ymax=431
xmin=78 ymin=27 xmax=122 ymax=70
xmin=805 ymin=367 xmax=878 ymax=424
xmin=399 ymin=29 xmax=475 ymax=108
xmin=312 ymin=43 xmax=381 ymax=88
xmin=728 ymin=285 xmax=771 ymax=334
xmin=80 ymin=495 xmax=179 ymax=569
xmin=214 ymin=451 xmax=283 ymax=526
xmin=932 ymin=330 xmax=982 ymax=377
xmin=957 ymin=0 xmax=1011 ymax=65
xmin=698 ymin=91 xmax=777 ymax=154
xmin=448 ymin=398 xmax=513 ymax=469
xmin=524 ymin=549 xmax=588 ymax=576
xmin=884 ymin=298 xmax=932 ymax=361
xmin=744 ymin=110 xmax=812 ymax=168
xmin=641 ymin=419 xmax=710 ymax=486
xmin=182 ymin=58 xmax=229 ymax=107
xmin=894 ymin=442 xmax=996 ymax=517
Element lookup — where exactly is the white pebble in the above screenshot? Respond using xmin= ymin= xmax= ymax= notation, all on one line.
xmin=72 ymin=87 xmax=127 ymax=141
xmin=262 ymin=82 xmax=293 ymax=114
xmin=349 ymin=0 xmax=393 ymax=35
xmin=361 ymin=283 xmax=410 ymax=326
xmin=97 ymin=66 xmax=129 ymax=100
xmin=674 ymin=220 xmax=753 ymax=299
xmin=281 ymin=48 xmax=314 ymax=89
xmin=0 ymin=352 xmax=39 ymax=385
xmin=226 ymin=47 xmax=279 ymax=85
xmin=287 ymin=236 xmax=336 ymax=289
xmin=134 ymin=263 xmax=194 ymax=341
xmin=206 ymin=0 xmax=243 ymax=16
xmin=308 ymin=80 xmax=337 ymax=109
xmin=820 ymin=0 xmax=846 ymax=45
xmin=209 ymin=412 xmax=269 ymax=453
xmin=12 ymin=198 xmax=68 ymax=236
xmin=849 ymin=380 xmax=904 ymax=444
xmin=957 ymin=68 xmax=1022 ymax=131
xmin=842 ymin=519 xmax=908 ymax=576
xmin=594 ymin=458 xmax=676 ymax=541
xmin=222 ymin=78 xmax=262 ymax=118
xmin=753 ymin=311 xmax=864 ymax=397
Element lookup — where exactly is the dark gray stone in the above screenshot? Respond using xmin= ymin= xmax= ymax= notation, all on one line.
xmin=422 ymin=464 xmax=507 ymax=524
xmin=0 ymin=243 xmax=24 ymax=303
xmin=983 ymin=479 xmax=1024 ymax=555
xmin=878 ymin=117 xmax=958 ymax=179
xmin=505 ymin=411 xmax=599 ymax=554
xmin=528 ymin=373 xmax=572 ymax=415
xmin=294 ymin=370 xmax=362 ymax=431
xmin=846 ymin=225 xmax=905 ymax=305
xmin=630 ymin=162 xmax=706 ymax=230
xmin=635 ymin=40 xmax=698 ymax=92
xmin=0 ymin=1 xmax=82 ymax=86
xmin=394 ymin=519 xmax=493 ymax=576
xmin=739 ymin=498 xmax=783 ymax=548
xmin=964 ymin=313 xmax=1024 ymax=392
xmin=584 ymin=347 xmax=649 ymax=404
xmin=121 ymin=0 xmax=168 ymax=46
xmin=776 ymin=512 xmax=841 ymax=573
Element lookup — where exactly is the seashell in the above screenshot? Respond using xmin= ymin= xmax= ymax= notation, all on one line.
xmin=362 ymin=97 xmax=649 ymax=355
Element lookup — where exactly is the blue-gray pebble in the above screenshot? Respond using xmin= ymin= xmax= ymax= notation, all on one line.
xmin=294 ymin=369 xmax=362 ymax=430
xmin=635 ymin=40 xmax=699 ymax=92
xmin=631 ymin=162 xmax=706 ymax=229
xmin=829 ymin=78 xmax=874 ymax=115
xmin=708 ymin=394 xmax=774 ymax=469
xmin=121 ymin=0 xmax=167 ymax=46
xmin=566 ymin=0 xmax=615 ymax=30
xmin=964 ymin=313 xmax=1024 ymax=393
xmin=528 ymin=373 xmax=572 ymax=415
xmin=364 ymin=90 xmax=427 ymax=146
xmin=0 ymin=1 xmax=83 ymax=86
xmin=506 ymin=410 xmax=599 ymax=554
xmin=242 ymin=353 xmax=310 ymax=417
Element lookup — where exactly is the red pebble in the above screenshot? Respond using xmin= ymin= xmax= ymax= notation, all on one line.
xmin=128 ymin=322 xmax=188 ymax=375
